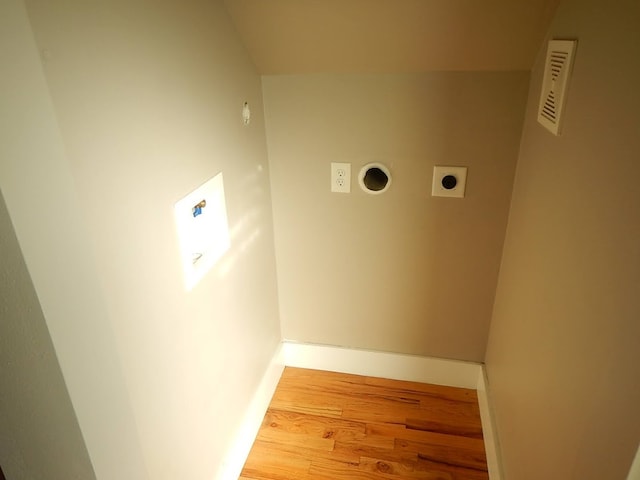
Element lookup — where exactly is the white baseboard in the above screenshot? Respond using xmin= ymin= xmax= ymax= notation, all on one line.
xmin=217 ymin=341 xmax=503 ymax=479
xmin=477 ymin=367 xmax=504 ymax=480
xmin=214 ymin=344 xmax=285 ymax=480
xmin=280 ymin=341 xmax=481 ymax=389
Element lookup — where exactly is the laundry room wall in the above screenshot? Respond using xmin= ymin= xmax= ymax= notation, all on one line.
xmin=263 ymin=72 xmax=529 ymax=362
xmin=2 ymin=0 xmax=281 ymax=477
xmin=485 ymin=0 xmax=640 ymax=477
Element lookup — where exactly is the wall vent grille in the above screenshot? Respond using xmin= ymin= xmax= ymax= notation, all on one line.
xmin=537 ymin=39 xmax=577 ymax=135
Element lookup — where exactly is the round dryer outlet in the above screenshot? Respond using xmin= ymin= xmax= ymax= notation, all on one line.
xmin=432 ymin=166 xmax=467 ymax=198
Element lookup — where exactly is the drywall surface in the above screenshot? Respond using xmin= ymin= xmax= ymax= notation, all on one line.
xmin=2 ymin=0 xmax=281 ymax=478
xmin=263 ymin=73 xmax=529 ymax=362
xmin=0 ymin=190 xmax=96 ymax=480
xmin=0 ymin=2 xmax=147 ymax=477
xmin=485 ymin=0 xmax=640 ymax=478
xmin=225 ymin=0 xmax=560 ymax=73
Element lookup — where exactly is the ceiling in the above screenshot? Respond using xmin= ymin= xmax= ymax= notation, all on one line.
xmin=224 ymin=0 xmax=560 ymax=74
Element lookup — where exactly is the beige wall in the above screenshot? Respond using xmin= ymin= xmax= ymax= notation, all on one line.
xmin=263 ymin=73 xmax=529 ymax=362
xmin=0 ymin=190 xmax=95 ymax=480
xmin=485 ymin=0 xmax=640 ymax=478
xmin=225 ymin=0 xmax=560 ymax=73
xmin=1 ymin=2 xmax=148 ymax=477
xmin=2 ymin=0 xmax=280 ymax=478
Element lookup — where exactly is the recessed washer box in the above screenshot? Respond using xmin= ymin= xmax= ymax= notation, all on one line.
xmin=432 ymin=166 xmax=467 ymax=198
xmin=174 ymin=172 xmax=230 ymax=290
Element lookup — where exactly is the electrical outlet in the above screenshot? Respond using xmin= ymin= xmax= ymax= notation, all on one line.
xmin=331 ymin=162 xmax=351 ymax=193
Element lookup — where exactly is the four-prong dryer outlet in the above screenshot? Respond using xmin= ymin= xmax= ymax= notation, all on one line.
xmin=432 ymin=166 xmax=467 ymax=198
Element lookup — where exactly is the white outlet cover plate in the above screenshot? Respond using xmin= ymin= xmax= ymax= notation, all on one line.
xmin=432 ymin=166 xmax=467 ymax=198
xmin=331 ymin=162 xmax=351 ymax=193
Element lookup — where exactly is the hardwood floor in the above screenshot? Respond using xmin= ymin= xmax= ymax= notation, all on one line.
xmin=239 ymin=367 xmax=488 ymax=480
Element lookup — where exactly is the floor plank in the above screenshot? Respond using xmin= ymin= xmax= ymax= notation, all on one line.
xmin=240 ymin=367 xmax=488 ymax=480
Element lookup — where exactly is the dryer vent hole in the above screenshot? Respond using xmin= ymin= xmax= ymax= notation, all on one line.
xmin=363 ymin=168 xmax=389 ymax=191
xmin=358 ymin=162 xmax=392 ymax=195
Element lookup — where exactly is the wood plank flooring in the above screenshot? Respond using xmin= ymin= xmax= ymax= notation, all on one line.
xmin=239 ymin=367 xmax=488 ymax=480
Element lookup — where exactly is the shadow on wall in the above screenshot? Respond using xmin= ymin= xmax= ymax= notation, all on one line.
xmin=0 ymin=189 xmax=97 ymax=480
xmin=419 ymin=72 xmax=525 ymax=358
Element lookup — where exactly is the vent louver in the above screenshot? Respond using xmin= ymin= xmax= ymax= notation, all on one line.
xmin=537 ymin=39 xmax=577 ymax=135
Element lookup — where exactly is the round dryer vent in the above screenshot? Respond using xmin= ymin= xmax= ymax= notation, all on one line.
xmin=358 ymin=163 xmax=392 ymax=195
